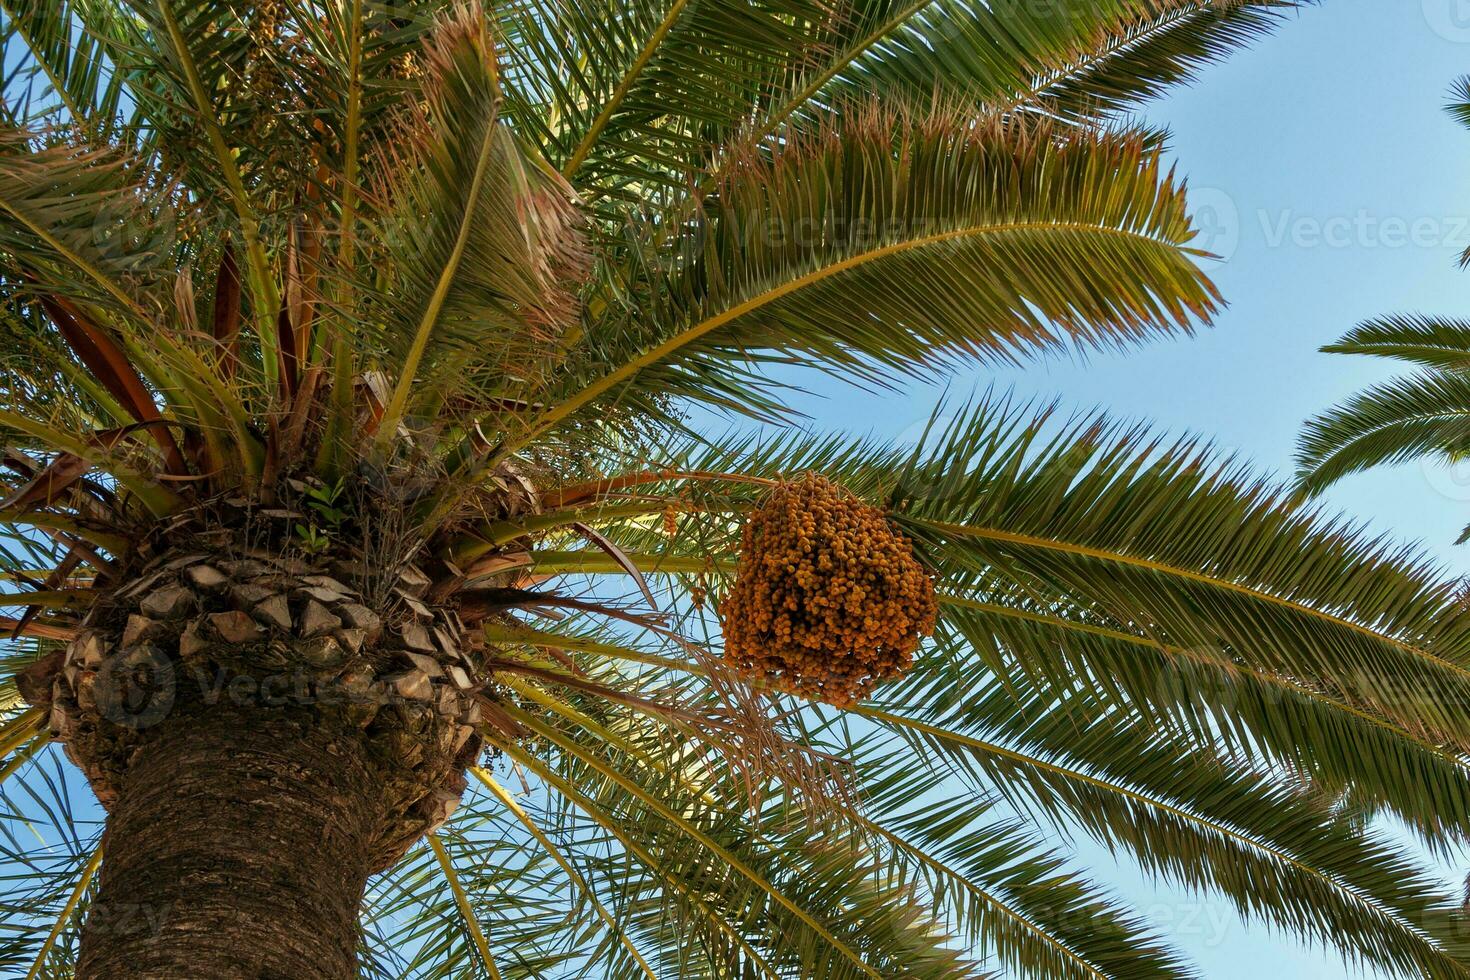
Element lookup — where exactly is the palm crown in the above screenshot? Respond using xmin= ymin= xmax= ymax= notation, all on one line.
xmin=5 ymin=1 xmax=1470 ymax=978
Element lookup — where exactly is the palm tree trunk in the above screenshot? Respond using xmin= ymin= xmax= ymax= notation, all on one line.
xmin=76 ymin=701 xmax=386 ymax=979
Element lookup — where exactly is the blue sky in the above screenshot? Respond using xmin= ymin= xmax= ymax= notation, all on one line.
xmin=784 ymin=3 xmax=1470 ymax=976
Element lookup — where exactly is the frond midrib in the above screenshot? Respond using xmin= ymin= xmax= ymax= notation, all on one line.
xmin=509 ymin=219 xmax=1201 ymax=455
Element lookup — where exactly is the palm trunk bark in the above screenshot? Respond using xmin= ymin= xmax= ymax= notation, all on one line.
xmin=76 ymin=701 xmax=386 ymax=979
xmin=25 ymin=548 xmax=482 ymax=976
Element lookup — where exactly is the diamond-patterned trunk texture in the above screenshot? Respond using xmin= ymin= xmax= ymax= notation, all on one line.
xmin=27 ymin=541 xmax=493 ymax=977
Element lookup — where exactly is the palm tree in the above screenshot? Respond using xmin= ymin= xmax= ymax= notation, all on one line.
xmin=3 ymin=0 xmax=1470 ymax=977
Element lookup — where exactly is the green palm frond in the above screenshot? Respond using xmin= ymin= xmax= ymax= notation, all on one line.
xmin=1007 ymin=0 xmax=1305 ymax=124
xmin=1297 ymin=315 xmax=1470 ymax=496
xmin=359 ymin=13 xmax=589 ymax=438
xmin=790 ymin=0 xmax=1299 ymax=134
xmin=501 ymin=0 xmax=1304 ymax=199
xmin=892 ymin=424 xmax=1470 ymax=748
xmin=0 ymin=0 xmax=135 ymax=137
xmin=1448 ymin=75 xmax=1470 ymax=134
xmin=566 ymin=399 xmax=1470 ymax=823
xmin=0 ymin=131 xmax=173 ymax=318
xmin=498 ymin=0 xmax=837 ymax=183
xmin=0 ymin=746 xmax=99 ymax=977
xmin=1297 ymin=369 xmax=1470 ymax=496
xmin=1323 ymin=314 xmax=1470 ymax=368
xmin=937 ymin=594 xmax=1470 ymax=853
xmin=865 ymin=665 xmax=1470 ymax=977
xmin=506 ymin=112 xmax=1217 ymax=454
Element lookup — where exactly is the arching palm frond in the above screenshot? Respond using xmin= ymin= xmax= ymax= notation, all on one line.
xmin=1297 ymin=368 xmax=1470 ymax=498
xmin=424 ymin=397 xmax=1470 ymax=976
xmin=507 ymin=111 xmax=1217 ymax=451
xmin=1305 ymin=315 xmax=1470 ymax=502
xmin=1297 ymin=314 xmax=1470 ymax=500
xmin=500 ymin=0 xmax=1305 ymax=200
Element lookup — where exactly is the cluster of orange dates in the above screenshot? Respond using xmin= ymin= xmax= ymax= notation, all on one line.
xmin=721 ymin=474 xmax=936 ymax=707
